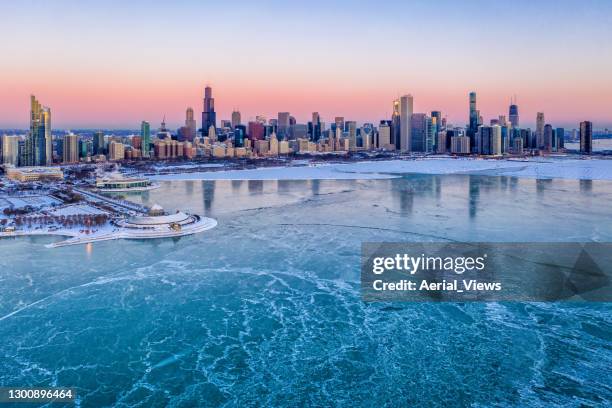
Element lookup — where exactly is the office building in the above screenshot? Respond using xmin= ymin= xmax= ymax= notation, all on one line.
xmin=62 ymin=133 xmax=79 ymax=163
xmin=536 ymin=112 xmax=545 ymax=148
xmin=231 ymin=110 xmax=241 ymax=128
xmin=509 ymin=99 xmax=519 ymax=128
xmin=399 ymin=94 xmax=413 ymax=151
xmin=93 ymin=131 xmax=105 ymax=155
xmin=2 ymin=135 xmax=20 ymax=165
xmin=277 ymin=112 xmax=290 ymax=139
xmin=201 ymin=86 xmax=216 ymax=136
xmin=580 ymin=121 xmax=592 ymax=154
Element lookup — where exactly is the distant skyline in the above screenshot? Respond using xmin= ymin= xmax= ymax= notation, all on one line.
xmin=1 ymin=0 xmax=611 ymax=129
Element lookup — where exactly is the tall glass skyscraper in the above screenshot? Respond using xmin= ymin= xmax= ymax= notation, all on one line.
xmin=25 ymin=95 xmax=52 ymax=166
xmin=580 ymin=121 xmax=592 ymax=154
xmin=509 ymin=100 xmax=519 ymax=128
xmin=468 ymin=92 xmax=479 ymax=152
xmin=201 ymin=86 xmax=216 ymax=137
xmin=141 ymin=121 xmax=151 ymax=158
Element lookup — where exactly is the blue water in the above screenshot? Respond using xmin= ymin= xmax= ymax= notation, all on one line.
xmin=1 ymin=175 xmax=611 ymax=407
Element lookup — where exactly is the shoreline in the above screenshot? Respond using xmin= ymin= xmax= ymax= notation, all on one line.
xmin=0 ymin=216 xmax=217 ymax=248
xmin=140 ymin=156 xmax=612 ymax=182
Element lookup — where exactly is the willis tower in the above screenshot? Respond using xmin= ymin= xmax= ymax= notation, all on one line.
xmin=201 ymin=86 xmax=216 ymax=137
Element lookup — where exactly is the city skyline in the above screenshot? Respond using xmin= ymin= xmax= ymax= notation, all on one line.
xmin=1 ymin=0 xmax=611 ymax=129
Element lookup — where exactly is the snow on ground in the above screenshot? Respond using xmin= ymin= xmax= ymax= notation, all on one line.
xmin=46 ymin=204 xmax=109 ymax=217
xmin=0 ymin=195 xmax=62 ymax=209
xmin=148 ymin=157 xmax=612 ymax=181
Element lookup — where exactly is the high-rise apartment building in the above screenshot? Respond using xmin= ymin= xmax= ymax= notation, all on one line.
xmin=392 ymin=99 xmax=401 ymax=149
xmin=580 ymin=121 xmax=592 ymax=154
xmin=399 ymin=95 xmax=413 ymax=151
xmin=543 ymin=124 xmax=554 ymax=152
xmin=141 ymin=121 xmax=151 ymax=157
xmin=536 ymin=112 xmax=545 ymax=148
xmin=62 ymin=133 xmax=79 ymax=163
xmin=25 ymin=95 xmax=52 ymax=166
xmin=556 ymin=128 xmax=565 ymax=150
xmin=2 ymin=135 xmax=20 ymax=165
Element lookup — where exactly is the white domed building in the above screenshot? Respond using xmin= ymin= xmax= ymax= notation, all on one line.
xmin=116 ymin=204 xmax=217 ymax=237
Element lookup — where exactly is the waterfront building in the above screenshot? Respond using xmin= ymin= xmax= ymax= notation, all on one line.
xmin=468 ymin=92 xmax=479 ymax=148
xmin=269 ymin=132 xmax=279 ymax=155
xmin=201 ymin=86 xmax=216 ymax=136
xmin=436 ymin=131 xmax=447 ymax=153
xmin=556 ymin=128 xmax=565 ymax=149
xmin=512 ymin=136 xmax=524 ymax=154
xmin=491 ymin=125 xmax=502 ymax=155
xmin=399 ymin=94 xmax=413 ymax=151
xmin=2 ymin=135 xmax=20 ymax=165
xmin=543 ymin=124 xmax=554 ymax=152
xmin=392 ymin=99 xmax=401 ymax=149
xmin=62 ymin=133 xmax=79 ymax=163
xmin=347 ymin=121 xmax=357 ymax=150
xmin=141 ymin=121 xmax=151 ymax=158
xmin=580 ymin=121 xmax=592 ymax=154
xmin=95 ymin=174 xmax=156 ymax=191
xmin=5 ymin=165 xmax=63 ymax=182
xmin=536 ymin=112 xmax=545 ymax=149
xmin=410 ymin=113 xmax=427 ymax=152
xmin=451 ymin=135 xmax=470 ymax=154
xmin=311 ymin=112 xmax=321 ymax=141
xmin=25 ymin=95 xmax=52 ymax=166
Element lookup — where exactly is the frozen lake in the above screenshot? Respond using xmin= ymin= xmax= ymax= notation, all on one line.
xmin=1 ymin=174 xmax=611 ymax=406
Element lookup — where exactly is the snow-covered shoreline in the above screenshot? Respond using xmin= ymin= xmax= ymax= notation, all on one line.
xmin=147 ymin=157 xmax=612 ymax=181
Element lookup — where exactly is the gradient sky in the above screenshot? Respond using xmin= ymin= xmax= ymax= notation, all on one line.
xmin=1 ymin=0 xmax=611 ymax=129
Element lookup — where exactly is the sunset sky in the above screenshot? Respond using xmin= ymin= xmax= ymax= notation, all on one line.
xmin=1 ymin=0 xmax=611 ymax=129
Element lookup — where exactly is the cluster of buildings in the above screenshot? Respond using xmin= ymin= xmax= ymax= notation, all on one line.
xmin=0 ymin=88 xmax=597 ymax=168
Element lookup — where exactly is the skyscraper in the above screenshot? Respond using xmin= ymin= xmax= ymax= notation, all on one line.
xmin=186 ymin=107 xmax=196 ymax=139
xmin=399 ymin=95 xmax=413 ymax=151
xmin=25 ymin=95 xmax=52 ymax=166
xmin=201 ymin=86 xmax=216 ymax=136
xmin=509 ymin=99 xmax=519 ymax=128
xmin=178 ymin=108 xmax=197 ymax=142
xmin=468 ymin=92 xmax=478 ymax=134
xmin=334 ymin=117 xmax=345 ymax=133
xmin=580 ymin=121 xmax=592 ymax=154
xmin=141 ymin=121 xmax=151 ymax=158
xmin=231 ymin=110 xmax=241 ymax=128
xmin=410 ymin=113 xmax=427 ymax=152
xmin=277 ymin=112 xmax=290 ymax=139
xmin=2 ymin=135 xmax=19 ymax=165
xmin=62 ymin=133 xmax=79 ymax=163
xmin=467 ymin=92 xmax=479 ymax=151
xmin=556 ymin=128 xmax=565 ymax=150
xmin=392 ymin=99 xmax=401 ymax=149
xmin=543 ymin=124 xmax=554 ymax=152
xmin=93 ymin=131 xmax=105 ymax=155
xmin=347 ymin=121 xmax=357 ymax=150
xmin=311 ymin=112 xmax=321 ymax=141
xmin=536 ymin=112 xmax=545 ymax=148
